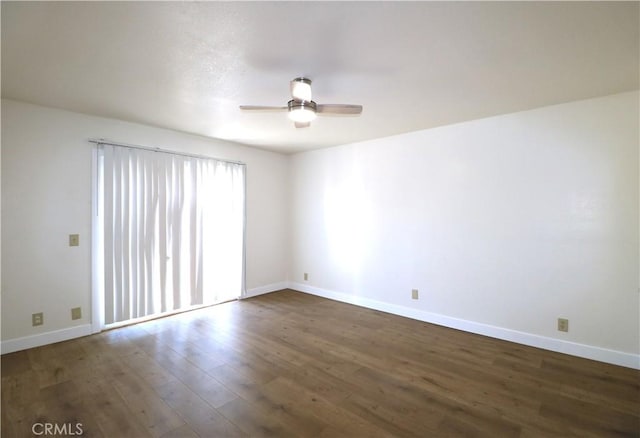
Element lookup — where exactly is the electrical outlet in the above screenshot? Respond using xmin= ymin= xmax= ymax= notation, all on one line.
xmin=557 ymin=318 xmax=569 ymax=332
xmin=411 ymin=289 xmax=419 ymax=300
xmin=32 ymin=312 xmax=44 ymax=327
xmin=304 ymin=273 xmax=309 ymax=281
xmin=71 ymin=307 xmax=82 ymax=320
xmin=69 ymin=234 xmax=80 ymax=247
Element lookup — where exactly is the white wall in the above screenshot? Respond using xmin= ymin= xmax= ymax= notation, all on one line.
xmin=1 ymin=99 xmax=289 ymax=345
xmin=3 ymin=92 xmax=638 ymax=367
xmin=290 ymin=91 xmax=639 ymax=367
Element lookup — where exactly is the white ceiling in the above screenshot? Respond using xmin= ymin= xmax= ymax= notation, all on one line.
xmin=2 ymin=2 xmax=638 ymax=154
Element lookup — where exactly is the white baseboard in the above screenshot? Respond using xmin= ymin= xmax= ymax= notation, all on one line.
xmin=289 ymin=282 xmax=640 ymax=370
xmin=1 ymin=324 xmax=93 ymax=355
xmin=243 ymin=281 xmax=289 ymax=299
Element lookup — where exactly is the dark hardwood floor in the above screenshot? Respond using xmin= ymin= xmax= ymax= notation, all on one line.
xmin=2 ymin=289 xmax=639 ymax=437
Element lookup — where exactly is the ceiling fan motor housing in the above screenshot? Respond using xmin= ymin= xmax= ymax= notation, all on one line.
xmin=291 ymin=77 xmax=313 ymax=102
xmin=288 ymin=99 xmax=317 ymax=122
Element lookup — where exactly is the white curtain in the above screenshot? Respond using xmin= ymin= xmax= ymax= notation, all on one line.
xmin=96 ymin=144 xmax=245 ymax=325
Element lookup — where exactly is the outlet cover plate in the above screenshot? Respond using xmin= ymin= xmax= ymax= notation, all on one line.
xmin=32 ymin=312 xmax=43 ymax=327
xmin=557 ymin=318 xmax=569 ymax=332
xmin=69 ymin=234 xmax=80 ymax=247
xmin=71 ymin=307 xmax=82 ymax=320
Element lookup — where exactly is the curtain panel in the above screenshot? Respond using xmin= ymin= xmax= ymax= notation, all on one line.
xmin=97 ymin=144 xmax=245 ymax=325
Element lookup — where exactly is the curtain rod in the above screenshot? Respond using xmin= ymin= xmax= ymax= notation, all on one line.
xmin=88 ymin=138 xmax=245 ymax=166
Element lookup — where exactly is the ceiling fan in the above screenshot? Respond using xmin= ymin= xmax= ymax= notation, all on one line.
xmin=240 ymin=77 xmax=363 ymax=128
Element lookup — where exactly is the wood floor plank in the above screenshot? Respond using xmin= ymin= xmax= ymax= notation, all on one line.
xmin=210 ymin=363 xmax=270 ymax=402
xmin=121 ymin=350 xmax=179 ymax=389
xmin=128 ymin=340 xmax=240 ymax=409
xmin=217 ymin=397 xmax=295 ymax=437
xmin=155 ymin=379 xmax=246 ymax=437
xmin=541 ymin=357 xmax=640 ymax=403
xmin=159 ymin=423 xmax=200 ymax=438
xmin=37 ymin=380 xmax=105 ymax=438
xmin=287 ymin=361 xmax=358 ymax=405
xmin=2 ymin=289 xmax=639 ymax=437
xmin=180 ymin=366 xmax=239 ymax=409
xmin=0 ymin=351 xmax=32 ymax=377
xmin=80 ymin=377 xmax=152 ymax=438
xmin=269 ymin=376 xmax=392 ymax=438
xmin=0 ymin=369 xmax=41 ymax=438
xmin=247 ymin=377 xmax=330 ymax=436
xmin=350 ymin=365 xmax=522 ymax=437
xmin=0 ymin=399 xmax=18 ymax=438
xmin=338 ymin=390 xmax=429 ymax=437
xmin=539 ymin=395 xmax=640 ymax=436
xmin=110 ymin=366 xmax=186 ymax=437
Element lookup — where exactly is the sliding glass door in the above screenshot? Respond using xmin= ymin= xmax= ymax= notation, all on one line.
xmin=93 ymin=142 xmax=245 ymax=328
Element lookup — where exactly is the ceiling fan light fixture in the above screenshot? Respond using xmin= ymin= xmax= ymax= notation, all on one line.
xmin=290 ymin=77 xmax=312 ymax=102
xmin=240 ymin=78 xmax=362 ymax=128
xmin=288 ymin=100 xmax=317 ymax=123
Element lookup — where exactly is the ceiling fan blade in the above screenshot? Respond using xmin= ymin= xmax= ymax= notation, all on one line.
xmin=239 ymin=105 xmax=287 ymax=112
xmin=294 ymin=121 xmax=311 ymax=129
xmin=316 ymin=104 xmax=363 ymax=115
